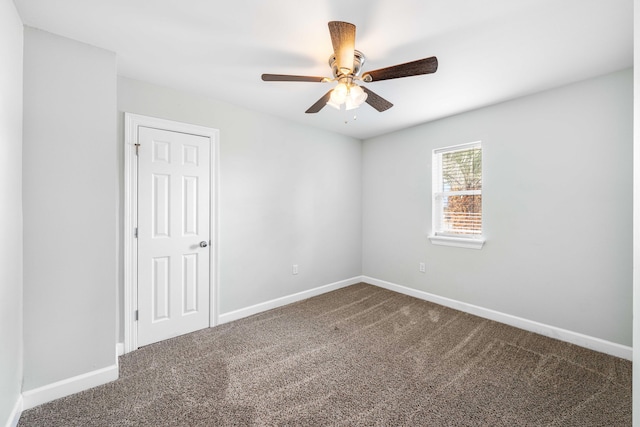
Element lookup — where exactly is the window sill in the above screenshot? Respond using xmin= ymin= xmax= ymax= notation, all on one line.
xmin=429 ymin=235 xmax=485 ymax=250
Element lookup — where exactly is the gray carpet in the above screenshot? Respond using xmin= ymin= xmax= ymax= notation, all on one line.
xmin=19 ymin=283 xmax=631 ymax=426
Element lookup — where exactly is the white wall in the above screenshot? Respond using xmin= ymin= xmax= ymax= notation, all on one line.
xmin=363 ymin=69 xmax=633 ymax=346
xmin=22 ymin=28 xmax=117 ymax=392
xmin=117 ymin=77 xmax=362 ymax=339
xmin=0 ymin=0 xmax=23 ymax=424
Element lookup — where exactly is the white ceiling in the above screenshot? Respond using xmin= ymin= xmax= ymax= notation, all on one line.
xmin=14 ymin=0 xmax=633 ymax=140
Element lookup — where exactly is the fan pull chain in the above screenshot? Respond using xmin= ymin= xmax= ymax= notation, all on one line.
xmin=344 ymin=114 xmax=357 ymax=125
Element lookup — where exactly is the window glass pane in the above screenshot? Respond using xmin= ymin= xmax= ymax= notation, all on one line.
xmin=442 ymin=147 xmax=482 ymax=191
xmin=441 ymin=194 xmax=482 ymax=235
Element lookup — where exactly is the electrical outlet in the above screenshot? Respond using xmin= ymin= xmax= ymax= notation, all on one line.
xmin=419 ymin=262 xmax=426 ymax=273
xmin=292 ymin=264 xmax=298 ymax=275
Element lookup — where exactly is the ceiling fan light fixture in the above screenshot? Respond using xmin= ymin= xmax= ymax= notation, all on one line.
xmin=326 ymin=98 xmax=342 ymax=110
xmin=327 ymin=82 xmax=368 ymax=110
xmin=345 ymin=97 xmax=358 ymax=111
xmin=345 ymin=84 xmax=368 ymax=110
xmin=350 ymin=84 xmax=367 ymax=104
xmin=332 ymin=83 xmax=348 ymax=100
xmin=327 ymin=83 xmax=347 ymax=109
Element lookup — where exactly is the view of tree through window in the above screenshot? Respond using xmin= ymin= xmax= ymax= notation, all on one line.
xmin=433 ymin=143 xmax=482 ymax=236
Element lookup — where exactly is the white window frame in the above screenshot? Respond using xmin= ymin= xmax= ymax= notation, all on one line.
xmin=429 ymin=141 xmax=485 ymax=250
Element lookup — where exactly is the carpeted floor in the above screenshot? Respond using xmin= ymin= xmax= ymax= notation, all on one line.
xmin=19 ymin=283 xmax=631 ymax=426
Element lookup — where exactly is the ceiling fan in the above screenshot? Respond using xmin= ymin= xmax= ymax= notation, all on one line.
xmin=261 ymin=21 xmax=438 ymax=114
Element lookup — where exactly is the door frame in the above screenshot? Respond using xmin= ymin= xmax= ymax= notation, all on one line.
xmin=123 ymin=113 xmax=219 ymax=353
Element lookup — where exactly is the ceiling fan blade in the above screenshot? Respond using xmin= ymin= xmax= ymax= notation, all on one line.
xmin=262 ymin=74 xmax=326 ymax=82
xmin=305 ymin=90 xmax=333 ymax=114
xmin=365 ymin=56 xmax=438 ymax=82
xmin=328 ymin=21 xmax=356 ymax=74
xmin=362 ymin=87 xmax=393 ymax=112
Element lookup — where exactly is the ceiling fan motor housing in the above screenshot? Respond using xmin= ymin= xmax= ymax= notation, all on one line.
xmin=329 ymin=50 xmax=366 ymax=78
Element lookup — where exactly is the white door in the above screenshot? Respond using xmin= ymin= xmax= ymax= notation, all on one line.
xmin=137 ymin=126 xmax=211 ymax=347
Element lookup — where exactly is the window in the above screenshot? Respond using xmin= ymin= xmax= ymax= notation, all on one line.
xmin=430 ymin=141 xmax=485 ymax=249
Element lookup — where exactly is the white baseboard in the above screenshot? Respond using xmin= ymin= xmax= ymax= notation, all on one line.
xmin=5 ymin=395 xmax=22 ymax=427
xmin=218 ymin=276 xmax=362 ymax=325
xmin=22 ymin=364 xmax=118 ymax=410
xmin=363 ymin=276 xmax=632 ymax=361
xmin=116 ymin=342 xmax=125 ymax=357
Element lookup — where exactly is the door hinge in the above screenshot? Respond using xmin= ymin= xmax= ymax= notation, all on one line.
xmin=134 ymin=227 xmax=138 ymax=238
xmin=135 ymin=310 xmax=139 ymax=321
xmin=134 ymin=143 xmax=140 ymax=155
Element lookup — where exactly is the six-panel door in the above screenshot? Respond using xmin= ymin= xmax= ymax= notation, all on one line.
xmin=137 ymin=126 xmax=211 ymax=347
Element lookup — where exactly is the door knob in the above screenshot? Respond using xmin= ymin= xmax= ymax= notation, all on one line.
xmin=199 ymin=241 xmax=208 ymax=248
